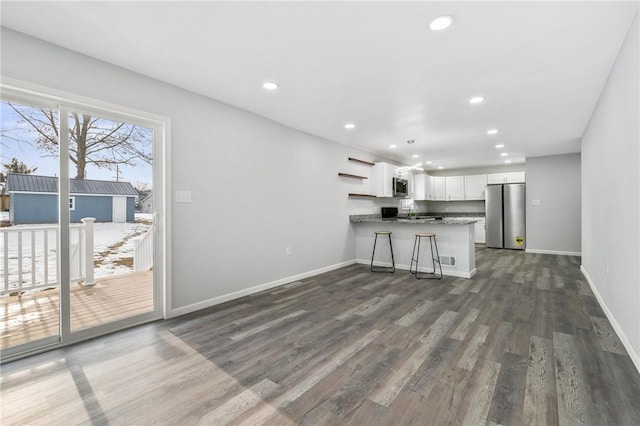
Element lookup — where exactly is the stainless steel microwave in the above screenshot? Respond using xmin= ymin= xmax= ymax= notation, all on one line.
xmin=393 ymin=177 xmax=408 ymax=197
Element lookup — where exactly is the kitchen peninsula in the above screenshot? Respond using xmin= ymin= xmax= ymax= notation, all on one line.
xmin=350 ymin=215 xmax=477 ymax=278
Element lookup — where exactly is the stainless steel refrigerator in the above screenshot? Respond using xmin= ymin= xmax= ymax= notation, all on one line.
xmin=485 ymin=183 xmax=526 ymax=249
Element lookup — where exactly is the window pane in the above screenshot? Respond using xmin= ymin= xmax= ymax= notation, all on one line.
xmin=65 ymin=110 xmax=154 ymax=332
xmin=0 ymin=99 xmax=60 ymax=350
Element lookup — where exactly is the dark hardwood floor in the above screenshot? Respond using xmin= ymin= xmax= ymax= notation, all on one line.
xmin=2 ymin=246 xmax=639 ymax=425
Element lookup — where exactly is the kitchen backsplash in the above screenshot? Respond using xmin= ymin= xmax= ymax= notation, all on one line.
xmin=418 ymin=200 xmax=485 ymax=214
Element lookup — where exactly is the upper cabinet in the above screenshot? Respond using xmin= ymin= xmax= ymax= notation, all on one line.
xmin=445 ymin=176 xmax=465 ymax=200
xmin=433 ymin=176 xmax=446 ymax=200
xmin=371 ymin=162 xmax=399 ymax=197
xmin=411 ymin=171 xmax=524 ymax=202
xmin=487 ymin=171 xmax=525 ymax=184
xmin=413 ymin=173 xmax=426 ymax=200
xmin=464 ymin=174 xmax=488 ymax=200
xmin=412 ymin=173 xmax=434 ymax=201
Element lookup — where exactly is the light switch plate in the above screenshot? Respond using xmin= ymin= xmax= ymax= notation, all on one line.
xmin=531 ymin=199 xmax=541 ymax=206
xmin=175 ymin=190 xmax=192 ymax=203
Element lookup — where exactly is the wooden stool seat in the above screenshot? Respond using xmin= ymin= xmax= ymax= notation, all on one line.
xmin=415 ymin=232 xmax=435 ymax=237
xmin=375 ymin=231 xmax=392 ymax=235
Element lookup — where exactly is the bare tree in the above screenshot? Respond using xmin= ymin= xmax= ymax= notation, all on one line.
xmin=5 ymin=102 xmax=152 ymax=179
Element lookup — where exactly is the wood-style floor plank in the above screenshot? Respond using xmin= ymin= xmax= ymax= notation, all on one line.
xmin=2 ymin=247 xmax=640 ymax=425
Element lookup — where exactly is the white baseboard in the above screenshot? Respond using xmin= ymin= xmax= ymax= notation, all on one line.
xmin=169 ymin=259 xmax=356 ymax=318
xmin=581 ymin=265 xmax=640 ymax=375
xmin=356 ymin=259 xmax=476 ymax=279
xmin=525 ymin=248 xmax=582 ymax=256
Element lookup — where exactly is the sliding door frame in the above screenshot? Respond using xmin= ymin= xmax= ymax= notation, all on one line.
xmin=0 ymin=79 xmax=172 ymax=362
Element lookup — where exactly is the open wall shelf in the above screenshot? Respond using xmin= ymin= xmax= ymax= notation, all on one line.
xmin=348 ymin=193 xmax=377 ymax=198
xmin=338 ymin=173 xmax=367 ymax=179
xmin=348 ymin=157 xmax=375 ymax=166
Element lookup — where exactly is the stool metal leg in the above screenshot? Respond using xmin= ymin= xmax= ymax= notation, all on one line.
xmin=370 ymin=233 xmax=379 ymax=272
xmin=388 ymin=233 xmax=396 ymax=273
xmin=410 ymin=235 xmax=419 ymax=276
xmin=429 ymin=236 xmax=443 ymax=280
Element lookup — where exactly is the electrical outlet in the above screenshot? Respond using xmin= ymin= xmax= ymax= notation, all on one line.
xmin=286 ymin=246 xmax=292 ymax=256
xmin=531 ymin=199 xmax=541 ymax=206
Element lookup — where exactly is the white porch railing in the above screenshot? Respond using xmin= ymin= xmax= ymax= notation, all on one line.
xmin=0 ymin=217 xmax=99 ymax=295
xmin=1 ymin=217 xmax=152 ymax=296
xmin=133 ymin=227 xmax=153 ymax=272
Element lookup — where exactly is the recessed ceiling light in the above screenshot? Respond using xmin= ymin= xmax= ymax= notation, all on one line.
xmin=430 ymin=15 xmax=453 ymax=31
xmin=425 ymin=161 xmax=432 ymax=165
xmin=495 ymin=144 xmax=505 ymax=149
xmin=504 ymin=160 xmax=512 ymax=164
xmin=469 ymin=96 xmax=485 ymax=104
xmin=389 ymin=144 xmax=397 ymax=149
xmin=412 ymin=154 xmax=419 ymax=158
xmin=487 ymin=129 xmax=498 ymax=135
xmin=500 ymin=152 xmax=508 ymax=157
xmin=344 ymin=123 xmax=356 ymax=130
xmin=438 ymin=166 xmax=444 ymax=169
xmin=262 ymin=81 xmax=279 ymax=90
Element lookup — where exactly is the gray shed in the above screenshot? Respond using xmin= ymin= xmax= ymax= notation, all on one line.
xmin=6 ymin=173 xmax=138 ymax=224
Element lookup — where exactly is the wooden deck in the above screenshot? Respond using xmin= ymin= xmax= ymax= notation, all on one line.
xmin=0 ymin=270 xmax=154 ymax=350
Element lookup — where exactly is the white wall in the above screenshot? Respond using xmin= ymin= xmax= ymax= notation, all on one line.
xmin=581 ymin=13 xmax=639 ymax=368
xmin=0 ymin=28 xmax=391 ymax=314
xmin=525 ymin=153 xmax=581 ymax=255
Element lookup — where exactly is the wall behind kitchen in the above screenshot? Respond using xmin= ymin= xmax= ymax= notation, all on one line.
xmin=422 ymin=200 xmax=485 ymax=214
xmin=581 ymin=12 xmax=639 ymax=370
xmin=0 ymin=28 xmax=394 ymax=315
xmin=525 ymin=153 xmax=581 ymax=255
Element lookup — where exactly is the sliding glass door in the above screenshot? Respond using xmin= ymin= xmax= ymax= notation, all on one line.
xmin=1 ymin=89 xmax=164 ymax=361
xmin=62 ymin=107 xmax=156 ymax=333
xmin=0 ymin=98 xmax=62 ymax=352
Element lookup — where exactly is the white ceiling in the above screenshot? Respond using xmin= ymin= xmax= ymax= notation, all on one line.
xmin=1 ymin=1 xmax=638 ymax=170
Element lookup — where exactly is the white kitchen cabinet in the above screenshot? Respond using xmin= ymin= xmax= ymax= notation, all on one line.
xmin=474 ymin=218 xmax=486 ymax=244
xmin=504 ymin=171 xmax=526 ymax=183
xmin=371 ymin=162 xmax=399 ymax=197
xmin=464 ymin=174 xmax=488 ymax=200
xmin=412 ymin=173 xmax=434 ymax=200
xmin=424 ymin=174 xmax=434 ymax=200
xmin=487 ymin=171 xmax=525 ymax=184
xmin=445 ymin=176 xmax=465 ymax=200
xmin=413 ymin=174 xmax=426 ymax=200
xmin=433 ymin=176 xmax=446 ymax=200
xmin=407 ymin=172 xmax=414 ymax=198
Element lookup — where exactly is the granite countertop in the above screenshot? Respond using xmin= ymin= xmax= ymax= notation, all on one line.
xmin=350 ymin=214 xmax=478 ymax=225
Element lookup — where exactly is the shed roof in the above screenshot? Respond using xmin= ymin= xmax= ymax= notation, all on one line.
xmin=6 ymin=173 xmax=138 ymax=196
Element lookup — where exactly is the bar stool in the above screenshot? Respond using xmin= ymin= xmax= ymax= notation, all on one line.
xmin=410 ymin=233 xmax=443 ymax=279
xmin=371 ymin=231 xmax=395 ymax=273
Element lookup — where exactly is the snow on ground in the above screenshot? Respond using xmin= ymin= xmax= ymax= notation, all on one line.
xmin=1 ymin=214 xmax=152 ymax=292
